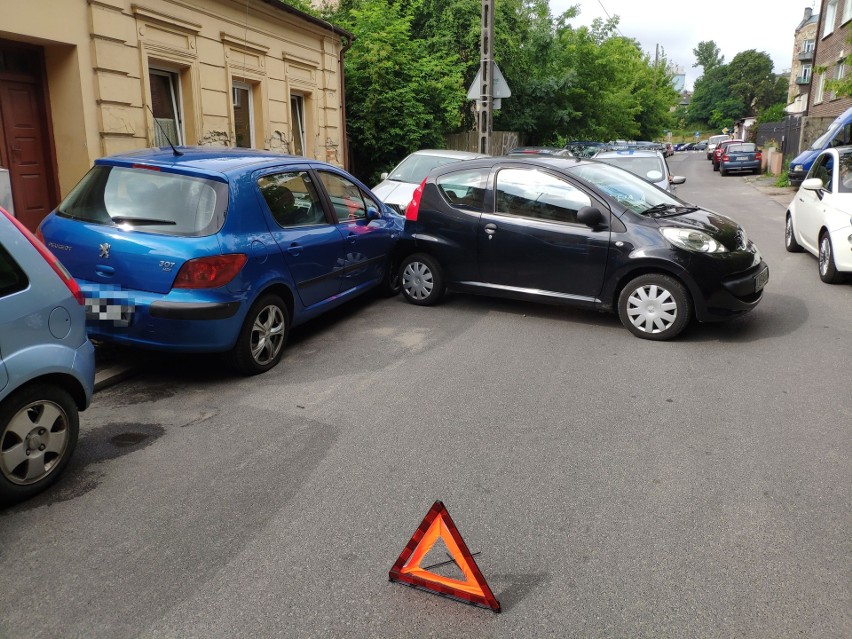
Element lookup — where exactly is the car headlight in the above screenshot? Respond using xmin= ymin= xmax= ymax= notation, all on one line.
xmin=661 ymin=227 xmax=728 ymax=253
xmin=792 ymin=164 xmax=803 ymax=172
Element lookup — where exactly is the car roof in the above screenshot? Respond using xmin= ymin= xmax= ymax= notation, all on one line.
xmin=406 ymin=149 xmax=489 ymax=160
xmin=593 ymin=149 xmax=663 ymax=158
xmin=94 ymin=147 xmax=339 ymax=178
xmin=428 ymin=156 xmax=591 ymax=174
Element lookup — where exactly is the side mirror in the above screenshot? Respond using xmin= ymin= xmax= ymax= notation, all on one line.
xmin=380 ymin=172 xmax=389 ymax=180
xmin=670 ymin=175 xmax=686 ymax=185
xmin=801 ymin=177 xmax=823 ymax=191
xmin=365 ymin=206 xmax=381 ymax=221
xmin=577 ymin=206 xmax=606 ymax=228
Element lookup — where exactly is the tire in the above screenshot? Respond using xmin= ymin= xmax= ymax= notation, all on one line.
xmin=375 ymin=256 xmax=402 ymax=297
xmin=818 ymin=232 xmax=843 ymax=283
xmin=229 ymin=294 xmax=289 ymax=375
xmin=719 ymin=166 xmax=727 ymax=176
xmin=785 ymin=214 xmax=804 ymax=253
xmin=617 ymin=274 xmax=692 ymax=341
xmin=0 ymin=384 xmax=79 ymax=505
xmin=399 ymin=253 xmax=445 ymax=306
xmin=713 ymin=161 xmax=719 ymax=171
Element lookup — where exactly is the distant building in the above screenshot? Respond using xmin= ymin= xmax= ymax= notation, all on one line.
xmin=672 ymin=73 xmax=686 ymax=93
xmin=807 ymin=0 xmax=852 ymax=117
xmin=787 ymin=6 xmax=819 ymax=114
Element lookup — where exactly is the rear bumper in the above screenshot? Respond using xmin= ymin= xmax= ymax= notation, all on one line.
xmin=721 ymin=160 xmax=760 ymax=173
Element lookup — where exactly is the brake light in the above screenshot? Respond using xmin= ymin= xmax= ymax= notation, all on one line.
xmin=1 ymin=207 xmax=84 ymax=304
xmin=755 ymin=152 xmax=762 ymax=160
xmin=722 ymin=154 xmax=729 ymax=161
xmin=172 ymin=254 xmax=247 ymax=289
xmin=405 ymin=178 xmax=427 ymax=221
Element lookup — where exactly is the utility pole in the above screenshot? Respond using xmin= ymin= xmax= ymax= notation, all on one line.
xmin=478 ymin=0 xmax=494 ymax=155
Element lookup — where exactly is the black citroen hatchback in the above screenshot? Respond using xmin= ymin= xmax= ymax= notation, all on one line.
xmin=394 ymin=157 xmax=768 ymax=340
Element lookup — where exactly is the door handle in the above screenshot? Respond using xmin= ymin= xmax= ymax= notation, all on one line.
xmin=347 ymin=233 xmax=357 ymax=243
xmin=484 ymin=223 xmax=497 ymax=236
xmin=287 ymin=243 xmax=302 ymax=256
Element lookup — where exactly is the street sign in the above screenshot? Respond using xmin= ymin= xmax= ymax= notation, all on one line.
xmin=467 ymin=62 xmax=512 ymax=100
xmin=694 ymin=131 xmax=700 ymax=139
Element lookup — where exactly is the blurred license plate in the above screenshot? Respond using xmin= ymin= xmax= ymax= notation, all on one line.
xmin=754 ymin=267 xmax=769 ymax=292
xmin=733 ymin=156 xmax=747 ymax=161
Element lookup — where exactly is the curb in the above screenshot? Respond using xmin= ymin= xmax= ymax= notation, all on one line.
xmin=94 ymin=362 xmax=141 ymax=392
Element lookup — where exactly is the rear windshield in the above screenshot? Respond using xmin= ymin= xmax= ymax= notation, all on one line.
xmin=388 ymin=154 xmax=467 ymax=183
xmin=727 ymin=143 xmax=757 ymax=153
xmin=594 ymin=155 xmax=666 ymax=183
xmin=57 ymin=165 xmax=229 ymax=236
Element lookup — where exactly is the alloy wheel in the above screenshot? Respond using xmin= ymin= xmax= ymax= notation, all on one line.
xmin=250 ymin=304 xmax=286 ymax=366
xmin=1 ymin=399 xmax=71 ymax=486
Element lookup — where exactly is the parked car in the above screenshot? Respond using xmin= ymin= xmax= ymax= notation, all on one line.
xmin=712 ymin=139 xmax=744 ymax=171
xmin=565 ymin=141 xmax=609 ymax=157
xmin=719 ymin=142 xmax=762 ymax=176
xmin=506 ymin=147 xmax=574 ymax=158
xmin=788 ymin=106 xmax=852 ymax=187
xmin=394 ymin=156 xmax=768 ymax=341
xmin=694 ymin=141 xmax=708 ymax=151
xmin=39 ymin=148 xmax=402 ymax=376
xmin=707 ymin=134 xmax=731 ymax=160
xmin=372 ymin=149 xmax=488 ymax=214
xmin=592 ymin=149 xmax=685 ymax=192
xmin=663 ymin=143 xmax=674 ymax=157
xmin=0 ymin=207 xmax=95 ymax=504
xmin=785 ymin=146 xmax=852 ymax=283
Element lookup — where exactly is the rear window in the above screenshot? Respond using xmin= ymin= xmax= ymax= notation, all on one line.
xmin=727 ymin=144 xmax=757 ymax=153
xmin=0 ymin=242 xmax=28 ymax=298
xmin=594 ymin=155 xmax=666 ymax=183
xmin=389 ymin=154 xmax=466 ymax=183
xmin=57 ymin=165 xmax=229 ymax=236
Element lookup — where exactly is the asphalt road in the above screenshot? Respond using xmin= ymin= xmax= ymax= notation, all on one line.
xmin=1 ymin=152 xmax=849 ymax=638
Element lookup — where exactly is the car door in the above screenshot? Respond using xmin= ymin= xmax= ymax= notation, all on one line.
xmin=313 ymin=169 xmax=395 ymax=293
xmin=477 ymin=166 xmax=610 ymax=301
xmin=256 ymin=168 xmax=344 ymax=308
xmin=796 ymin=153 xmax=833 ymax=254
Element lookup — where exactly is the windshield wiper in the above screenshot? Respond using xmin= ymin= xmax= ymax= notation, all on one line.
xmin=642 ymin=203 xmax=699 ymax=218
xmin=111 ymin=216 xmax=177 ymax=226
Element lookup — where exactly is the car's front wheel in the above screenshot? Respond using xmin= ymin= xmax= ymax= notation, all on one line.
xmin=230 ymin=294 xmax=289 ymax=375
xmin=399 ymin=253 xmax=445 ymax=306
xmin=819 ymin=232 xmax=843 ymax=283
xmin=785 ymin=213 xmax=804 ymax=252
xmin=0 ymin=384 xmax=79 ymax=505
xmin=617 ymin=274 xmax=692 ymax=341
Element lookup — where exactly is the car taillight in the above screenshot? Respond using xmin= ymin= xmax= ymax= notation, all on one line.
xmin=1 ymin=207 xmax=84 ymax=304
xmin=722 ymin=154 xmax=729 ymax=161
xmin=172 ymin=254 xmax=247 ymax=289
xmin=405 ymin=178 xmax=427 ymax=221
xmin=755 ymin=152 xmax=762 ymax=160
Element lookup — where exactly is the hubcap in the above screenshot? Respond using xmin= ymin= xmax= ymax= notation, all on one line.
xmin=250 ymin=304 xmax=286 ymax=365
xmin=786 ymin=218 xmax=793 ymax=245
xmin=626 ymin=284 xmax=678 ymax=334
xmin=402 ymin=262 xmax=433 ymax=300
xmin=0 ymin=401 xmax=70 ymax=486
xmin=819 ymin=236 xmax=831 ymax=276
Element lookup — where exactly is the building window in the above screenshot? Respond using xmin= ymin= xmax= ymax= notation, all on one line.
xmin=802 ymin=64 xmax=812 ymax=83
xmin=804 ymin=39 xmax=815 ymax=53
xmin=149 ymin=69 xmax=183 ymax=146
xmin=290 ymin=95 xmax=306 ymax=157
xmin=232 ymin=82 xmax=254 ymax=148
xmin=824 ymin=0 xmax=838 ymax=37
xmin=843 ymin=0 xmax=852 ymax=23
xmin=815 ymin=73 xmax=826 ymax=103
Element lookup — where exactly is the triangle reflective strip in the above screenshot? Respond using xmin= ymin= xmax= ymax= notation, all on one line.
xmin=389 ymin=501 xmax=500 ymax=612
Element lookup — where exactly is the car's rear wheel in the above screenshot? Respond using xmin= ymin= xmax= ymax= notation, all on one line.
xmin=0 ymin=384 xmax=78 ymax=505
xmin=230 ymin=294 xmax=289 ymax=375
xmin=617 ymin=274 xmax=692 ymax=341
xmin=785 ymin=214 xmax=804 ymax=252
xmin=818 ymin=232 xmax=843 ymax=283
xmin=719 ymin=165 xmax=727 ymax=176
xmin=400 ymin=253 xmax=445 ymax=306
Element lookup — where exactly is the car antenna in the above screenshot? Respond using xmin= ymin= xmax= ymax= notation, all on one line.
xmin=146 ymin=105 xmax=183 ymax=157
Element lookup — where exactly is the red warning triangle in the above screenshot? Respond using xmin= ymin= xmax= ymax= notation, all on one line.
xmin=389 ymin=501 xmax=500 ymax=612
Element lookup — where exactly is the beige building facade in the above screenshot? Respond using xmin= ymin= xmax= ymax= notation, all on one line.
xmin=0 ymin=0 xmax=352 ymax=231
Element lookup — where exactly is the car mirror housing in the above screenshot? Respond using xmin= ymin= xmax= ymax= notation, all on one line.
xmin=366 ymin=206 xmax=381 ymax=221
xmin=577 ymin=206 xmax=605 ymax=228
xmin=801 ymin=177 xmax=823 ymax=191
xmin=671 ymin=175 xmax=686 ymax=185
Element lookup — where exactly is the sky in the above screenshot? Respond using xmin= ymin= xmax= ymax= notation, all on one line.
xmin=548 ymin=0 xmax=816 ymax=90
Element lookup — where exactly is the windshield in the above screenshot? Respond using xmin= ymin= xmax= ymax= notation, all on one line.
xmin=388 ymin=154 xmax=468 ymax=183
xmin=565 ymin=162 xmax=685 ymax=215
xmin=58 ymin=165 xmax=229 ymax=236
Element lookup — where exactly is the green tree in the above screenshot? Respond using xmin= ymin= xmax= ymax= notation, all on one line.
xmin=727 ymin=50 xmax=779 ymax=114
xmin=693 ymin=41 xmax=724 ymax=71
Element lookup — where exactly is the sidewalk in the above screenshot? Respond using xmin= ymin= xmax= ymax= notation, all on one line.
xmin=744 ymin=175 xmax=796 ymax=209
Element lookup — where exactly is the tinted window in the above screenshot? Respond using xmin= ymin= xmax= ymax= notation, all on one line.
xmin=258 ymin=171 xmax=326 ymax=227
xmin=317 ymin=172 xmax=368 ymax=222
xmin=57 ymin=166 xmax=229 ymax=237
xmin=495 ymin=168 xmax=591 ymax=224
xmin=839 ymin=153 xmax=852 ymax=193
xmin=0 ymin=243 xmax=28 ymax=298
xmin=727 ymin=143 xmax=757 ymax=153
xmin=436 ymin=168 xmax=488 ymax=211
xmin=809 ymin=154 xmax=833 ymax=189
xmin=388 ymin=154 xmax=465 ymax=183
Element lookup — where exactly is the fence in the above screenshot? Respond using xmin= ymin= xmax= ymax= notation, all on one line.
xmin=445 ymin=131 xmax=523 ymax=155
xmin=755 ymin=116 xmax=802 ymax=164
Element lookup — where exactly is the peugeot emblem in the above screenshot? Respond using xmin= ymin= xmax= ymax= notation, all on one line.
xmin=99 ymin=243 xmax=111 ymax=259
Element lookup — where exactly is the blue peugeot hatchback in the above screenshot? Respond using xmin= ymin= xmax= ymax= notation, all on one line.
xmin=39 ymin=148 xmax=402 ymax=375
xmin=1 ymin=207 xmax=95 ymax=504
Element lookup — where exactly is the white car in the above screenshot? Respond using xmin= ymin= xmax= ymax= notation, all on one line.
xmin=592 ymin=149 xmax=685 ymax=193
xmin=785 ymin=146 xmax=852 ymax=283
xmin=372 ymin=149 xmax=488 ymax=214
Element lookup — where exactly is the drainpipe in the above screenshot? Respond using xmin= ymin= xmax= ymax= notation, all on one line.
xmin=339 ymin=34 xmax=354 ymax=171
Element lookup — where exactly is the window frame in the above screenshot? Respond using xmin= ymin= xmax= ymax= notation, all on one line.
xmin=290 ymin=94 xmax=307 ymax=157
xmin=148 ymin=67 xmax=185 ymax=146
xmin=824 ymin=0 xmax=838 ymax=37
xmin=232 ymin=81 xmax=255 ymax=148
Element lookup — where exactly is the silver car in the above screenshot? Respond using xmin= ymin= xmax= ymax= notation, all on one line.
xmin=592 ymin=149 xmax=685 ymax=193
xmin=0 ymin=207 xmax=95 ymax=504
